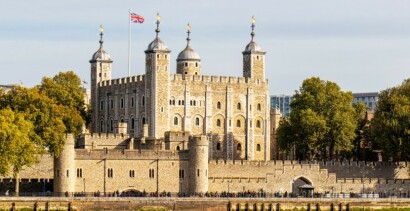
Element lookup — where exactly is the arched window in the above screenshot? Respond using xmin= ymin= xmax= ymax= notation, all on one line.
xmin=100 ymin=120 xmax=104 ymax=133
xmin=174 ymin=117 xmax=179 ymax=125
xmin=121 ymin=118 xmax=124 ymax=123
xmin=257 ymin=103 xmax=261 ymax=111
xmin=110 ymin=119 xmax=114 ymax=132
xmin=131 ymin=97 xmax=135 ymax=108
xmin=217 ymin=102 xmax=221 ymax=109
xmin=176 ymin=146 xmax=180 ymax=151
xmin=216 ymin=119 xmax=221 ymax=127
xmin=142 ymin=117 xmax=146 ymax=125
xmin=237 ymin=102 xmax=241 ymax=110
xmin=237 ymin=143 xmax=242 ymax=151
xmin=142 ymin=96 xmax=145 ymax=106
xmin=195 ymin=117 xmax=200 ymax=126
xmin=131 ymin=118 xmax=135 ymax=129
xmin=120 ymin=98 xmax=124 ymax=109
xmin=256 ymin=120 xmax=261 ymax=128
xmin=256 ymin=144 xmax=261 ymax=151
xmin=216 ymin=142 xmax=221 ymax=150
xmin=184 ymin=62 xmax=188 ymax=67
xmin=236 ymin=120 xmax=241 ymax=127
xmin=195 ymin=62 xmax=198 ymax=67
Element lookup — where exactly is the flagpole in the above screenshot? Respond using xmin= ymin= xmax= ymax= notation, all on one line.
xmin=128 ymin=9 xmax=131 ymax=77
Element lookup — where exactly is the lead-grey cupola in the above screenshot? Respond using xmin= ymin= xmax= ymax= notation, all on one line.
xmin=145 ymin=14 xmax=170 ymax=53
xmin=90 ymin=26 xmax=112 ymax=62
xmin=176 ymin=23 xmax=202 ymax=76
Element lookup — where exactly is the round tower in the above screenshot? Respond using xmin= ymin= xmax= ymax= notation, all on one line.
xmin=54 ymin=134 xmax=75 ymax=196
xmin=188 ymin=135 xmax=209 ymax=195
xmin=177 ymin=23 xmax=201 ymax=76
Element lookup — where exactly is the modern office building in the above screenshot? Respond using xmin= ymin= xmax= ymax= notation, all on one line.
xmin=270 ymin=95 xmax=293 ymax=116
xmin=271 ymin=92 xmax=379 ymax=116
xmin=352 ymin=92 xmax=379 ymax=111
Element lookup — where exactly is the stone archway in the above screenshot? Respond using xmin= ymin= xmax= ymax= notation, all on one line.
xmin=292 ymin=177 xmax=314 ymax=197
xmin=119 ymin=188 xmax=145 ymax=197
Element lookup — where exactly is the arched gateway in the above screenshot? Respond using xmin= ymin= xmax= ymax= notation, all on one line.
xmin=292 ymin=176 xmax=314 ymax=197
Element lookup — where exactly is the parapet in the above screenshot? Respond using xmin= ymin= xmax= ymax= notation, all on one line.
xmin=99 ymin=75 xmax=145 ymax=87
xmin=170 ymin=74 xmax=262 ymax=85
xmin=77 ymin=133 xmax=130 ymax=149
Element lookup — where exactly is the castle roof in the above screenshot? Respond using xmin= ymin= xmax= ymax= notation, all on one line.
xmin=90 ymin=26 xmax=112 ymax=62
xmin=177 ymin=23 xmax=200 ymax=61
xmin=146 ymin=37 xmax=169 ymax=52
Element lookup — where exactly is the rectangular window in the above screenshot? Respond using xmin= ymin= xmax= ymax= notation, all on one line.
xmin=197 ymin=169 xmax=200 ymax=177
xmin=179 ymin=169 xmax=185 ymax=179
xmin=129 ymin=170 xmax=135 ymax=178
xmin=77 ymin=168 xmax=83 ymax=178
xmin=100 ymin=101 xmax=104 ymax=110
xmin=149 ymin=169 xmax=155 ymax=179
xmin=67 ymin=170 xmax=69 ymax=178
xmin=108 ymin=168 xmax=113 ymax=178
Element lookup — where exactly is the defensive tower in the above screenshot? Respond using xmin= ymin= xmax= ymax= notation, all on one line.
xmin=144 ymin=13 xmax=171 ymax=138
xmin=53 ymin=134 xmax=75 ymax=195
xmin=242 ymin=16 xmax=266 ymax=80
xmin=176 ymin=23 xmax=202 ymax=76
xmin=188 ymin=135 xmax=209 ymax=195
xmin=90 ymin=25 xmax=113 ymax=133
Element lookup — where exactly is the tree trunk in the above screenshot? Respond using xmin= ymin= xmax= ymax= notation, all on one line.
xmin=14 ymin=173 xmax=19 ymax=196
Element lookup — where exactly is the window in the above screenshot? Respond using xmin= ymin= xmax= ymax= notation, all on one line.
xmin=179 ymin=169 xmax=185 ymax=179
xmin=256 ymin=120 xmax=261 ymax=128
xmin=237 ymin=143 xmax=242 ymax=151
xmin=195 ymin=72 xmax=198 ymax=75
xmin=120 ymin=98 xmax=124 ymax=109
xmin=131 ymin=118 xmax=135 ymax=130
xmin=217 ymin=102 xmax=221 ymax=109
xmin=56 ymin=170 xmax=60 ymax=178
xmin=142 ymin=96 xmax=145 ymax=106
xmin=77 ymin=168 xmax=83 ymax=178
xmin=165 ymin=55 xmax=168 ymax=59
xmin=110 ymin=100 xmax=114 ymax=109
xmin=216 ymin=119 xmax=221 ymax=127
xmin=100 ymin=101 xmax=104 ymax=110
xmin=197 ymin=169 xmax=200 ymax=177
xmin=149 ymin=169 xmax=155 ymax=178
xmin=195 ymin=117 xmax=200 ymax=126
xmin=129 ymin=170 xmax=135 ymax=178
xmin=257 ymin=103 xmax=261 ymax=111
xmin=237 ymin=103 xmax=241 ymax=110
xmin=100 ymin=120 xmax=104 ymax=133
xmin=131 ymin=97 xmax=135 ymax=108
xmin=157 ymin=54 xmax=159 ymax=58
xmin=176 ymin=146 xmax=180 ymax=151
xmin=236 ymin=120 xmax=241 ymax=127
xmin=185 ymin=62 xmax=188 ymax=67
xmin=110 ymin=119 xmax=114 ymax=132
xmin=67 ymin=170 xmax=69 ymax=178
xmin=142 ymin=117 xmax=146 ymax=125
xmin=216 ymin=142 xmax=221 ymax=150
xmin=108 ymin=168 xmax=113 ymax=178
xmin=174 ymin=117 xmax=179 ymax=125
xmin=256 ymin=144 xmax=261 ymax=151
xmin=257 ymin=55 xmax=259 ymax=60
xmin=160 ymin=107 xmax=164 ymax=112
xmin=195 ymin=62 xmax=198 ymax=67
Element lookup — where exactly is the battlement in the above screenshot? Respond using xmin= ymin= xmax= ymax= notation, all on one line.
xmin=336 ymin=178 xmax=410 ymax=185
xmin=75 ymin=149 xmax=189 ymax=160
xmin=99 ymin=75 xmax=145 ymax=87
xmin=170 ymin=74 xmax=268 ymax=85
xmin=77 ymin=133 xmax=131 ymax=149
xmin=319 ymin=160 xmax=408 ymax=167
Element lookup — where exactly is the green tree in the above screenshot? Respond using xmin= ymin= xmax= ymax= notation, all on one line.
xmin=1 ymin=86 xmax=66 ymax=157
xmin=352 ymin=102 xmax=369 ymax=160
xmin=39 ymin=71 xmax=88 ymax=134
xmin=370 ymin=79 xmax=410 ymax=161
xmin=0 ymin=108 xmax=39 ymax=195
xmin=277 ymin=77 xmax=357 ymax=160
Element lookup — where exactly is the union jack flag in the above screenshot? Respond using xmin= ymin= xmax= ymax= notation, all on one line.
xmin=130 ymin=13 xmax=144 ymax=23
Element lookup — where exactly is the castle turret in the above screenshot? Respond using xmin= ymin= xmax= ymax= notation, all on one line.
xmin=176 ymin=23 xmax=201 ymax=76
xmin=242 ymin=16 xmax=266 ymax=80
xmin=144 ymin=13 xmax=171 ymax=139
xmin=53 ymin=134 xmax=75 ymax=195
xmin=90 ymin=25 xmax=113 ymax=133
xmin=188 ymin=135 xmax=209 ymax=195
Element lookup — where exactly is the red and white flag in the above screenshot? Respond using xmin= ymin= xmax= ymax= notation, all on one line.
xmin=130 ymin=13 xmax=144 ymax=23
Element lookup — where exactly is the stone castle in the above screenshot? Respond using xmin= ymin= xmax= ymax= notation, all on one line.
xmin=1 ymin=16 xmax=409 ymax=196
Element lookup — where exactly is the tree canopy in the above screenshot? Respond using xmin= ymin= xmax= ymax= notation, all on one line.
xmin=276 ymin=77 xmax=357 ymax=160
xmin=370 ymin=79 xmax=410 ymax=161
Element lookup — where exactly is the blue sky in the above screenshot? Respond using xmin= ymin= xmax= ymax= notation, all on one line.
xmin=1 ymin=0 xmax=410 ymax=94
